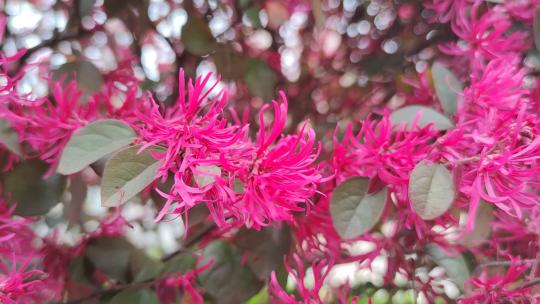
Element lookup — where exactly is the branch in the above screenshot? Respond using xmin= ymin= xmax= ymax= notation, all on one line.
xmin=65 ymin=279 xmax=155 ymax=304
xmin=11 ymin=29 xmax=92 ymax=76
xmin=161 ymin=221 xmax=217 ymax=262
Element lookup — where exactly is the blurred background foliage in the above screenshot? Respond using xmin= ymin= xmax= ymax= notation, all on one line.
xmin=3 ymin=0 xmax=453 ymax=140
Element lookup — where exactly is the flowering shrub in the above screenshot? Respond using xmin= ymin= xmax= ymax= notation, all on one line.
xmin=2 ymin=0 xmax=540 ymax=303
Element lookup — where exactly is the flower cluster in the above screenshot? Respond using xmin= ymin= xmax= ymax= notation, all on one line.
xmin=0 ymin=201 xmax=60 ymax=303
xmin=137 ymin=71 xmax=321 ymax=229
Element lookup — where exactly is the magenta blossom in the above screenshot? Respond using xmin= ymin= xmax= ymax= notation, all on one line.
xmin=461 ymin=256 xmax=536 ymax=303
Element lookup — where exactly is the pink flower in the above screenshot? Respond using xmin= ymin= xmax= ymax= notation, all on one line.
xmin=143 ymin=71 xmax=321 ymax=229
xmin=137 ymin=70 xmax=248 ymax=225
xmin=0 ymin=256 xmax=50 ymax=304
xmin=269 ymin=255 xmax=332 ymax=304
xmin=461 ymin=256 xmax=535 ymax=303
xmin=0 ymin=200 xmax=61 ymax=303
xmin=235 ymin=93 xmax=322 ymax=229
xmin=156 ymin=259 xmax=211 ymax=304
xmin=440 ymin=2 xmax=528 ymax=61
xmin=424 ymin=0 xmax=470 ymax=23
xmin=441 ymin=57 xmax=540 ymax=229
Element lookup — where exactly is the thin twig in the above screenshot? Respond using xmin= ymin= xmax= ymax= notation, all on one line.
xmin=162 ymin=222 xmax=217 ymax=262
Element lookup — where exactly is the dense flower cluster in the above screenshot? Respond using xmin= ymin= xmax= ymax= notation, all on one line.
xmin=137 ymin=71 xmax=321 ymax=229
xmin=0 ymin=201 xmax=60 ymax=303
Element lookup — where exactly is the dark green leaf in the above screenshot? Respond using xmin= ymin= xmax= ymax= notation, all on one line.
xmin=245 ymin=7 xmax=262 ymax=28
xmin=213 ymin=45 xmax=247 ymax=80
xmin=0 ymin=119 xmax=22 ymax=156
xmin=245 ymin=59 xmax=277 ymax=101
xmin=460 ymin=200 xmax=494 ymax=246
xmin=409 ymin=161 xmax=455 ymax=220
xmin=234 ymin=226 xmax=291 ymax=281
xmin=200 ymin=241 xmax=263 ymax=304
xmin=69 ymin=256 xmax=94 ymax=286
xmin=330 ymin=177 xmax=387 ymax=239
xmin=182 ymin=16 xmax=217 ymax=56
xmin=101 ymin=145 xmax=163 ymax=207
xmin=432 ymin=63 xmax=462 ymax=116
xmin=130 ymin=250 xmax=162 ymax=282
xmin=426 ymin=243 xmax=470 ymax=290
xmin=109 ymin=288 xmax=159 ymax=304
xmin=79 ymin=0 xmax=96 ymax=17
xmin=86 ymin=237 xmax=134 ymax=283
xmin=390 ymin=105 xmax=454 ymax=130
xmin=2 ymin=160 xmax=66 ymax=216
xmin=57 ymin=119 xmax=136 ymax=175
xmin=161 ymin=252 xmax=197 ymax=276
xmin=54 ymin=61 xmax=103 ymax=95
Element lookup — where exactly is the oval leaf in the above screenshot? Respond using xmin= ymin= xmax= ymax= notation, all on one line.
xmin=233 ymin=226 xmax=291 ymax=281
xmin=409 ymin=161 xmax=455 ymax=220
xmin=330 ymin=177 xmax=387 ymax=239
xmin=200 ymin=241 xmax=263 ymax=304
xmin=86 ymin=237 xmax=134 ymax=282
xmin=426 ymin=243 xmax=470 ymax=290
xmin=432 ymin=63 xmax=462 ymax=116
xmin=57 ymin=119 xmax=136 ymax=175
xmin=101 ymin=145 xmax=162 ymax=207
xmin=2 ymin=160 xmax=66 ymax=216
xmin=110 ymin=288 xmax=159 ymax=304
xmin=460 ymin=200 xmax=494 ymax=246
xmin=129 ymin=250 xmax=163 ymax=282
xmin=0 ymin=119 xmax=22 ymax=156
xmin=390 ymin=105 xmax=454 ymax=130
xmin=54 ymin=61 xmax=104 ymax=95
xmin=245 ymin=59 xmax=277 ymax=101
xmin=182 ymin=16 xmax=217 ymax=56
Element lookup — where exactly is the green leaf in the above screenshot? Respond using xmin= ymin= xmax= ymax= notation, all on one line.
xmin=213 ymin=45 xmax=247 ymax=80
xmin=68 ymin=255 xmax=94 ymax=286
xmin=460 ymin=200 xmax=494 ymax=246
xmin=244 ymin=7 xmax=262 ymax=28
xmin=390 ymin=105 xmax=454 ymax=130
xmin=200 ymin=241 xmax=264 ymax=304
xmin=245 ymin=288 xmax=269 ymax=304
xmin=535 ymin=7 xmax=540 ymax=51
xmin=0 ymin=119 xmax=22 ymax=156
xmin=101 ymin=145 xmax=162 ymax=207
xmin=57 ymin=119 xmax=136 ymax=175
xmin=245 ymin=59 xmax=277 ymax=101
xmin=426 ymin=243 xmax=470 ymax=290
xmin=182 ymin=16 xmax=217 ymax=56
xmin=130 ymin=250 xmax=163 ymax=282
xmin=161 ymin=252 xmax=197 ymax=276
xmin=330 ymin=177 xmax=387 ymax=239
xmin=86 ymin=237 xmax=134 ymax=283
xmin=78 ymin=0 xmax=96 ymax=17
xmin=54 ymin=61 xmax=104 ymax=95
xmin=432 ymin=63 xmax=462 ymax=116
xmin=109 ymin=288 xmax=159 ymax=304
xmin=234 ymin=226 xmax=291 ymax=281
xmin=2 ymin=160 xmax=66 ymax=216
xmin=409 ymin=161 xmax=455 ymax=220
